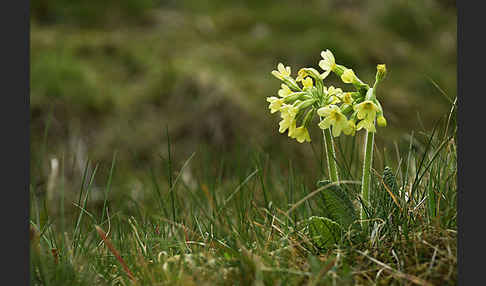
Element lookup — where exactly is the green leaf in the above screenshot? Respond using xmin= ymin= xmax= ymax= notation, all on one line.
xmin=383 ymin=166 xmax=399 ymax=196
xmin=316 ymin=180 xmax=357 ymax=229
xmin=307 ymin=216 xmax=343 ymax=249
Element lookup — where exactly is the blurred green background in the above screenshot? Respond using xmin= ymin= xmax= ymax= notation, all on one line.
xmin=30 ymin=0 xmax=456 ymax=196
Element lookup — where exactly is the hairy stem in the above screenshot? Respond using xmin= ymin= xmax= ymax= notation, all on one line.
xmin=322 ymin=127 xmax=339 ymax=183
xmin=361 ymin=130 xmax=374 ymax=230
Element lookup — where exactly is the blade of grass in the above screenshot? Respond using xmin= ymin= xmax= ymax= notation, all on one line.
xmin=95 ymin=225 xmax=137 ymax=283
xmin=73 ymin=162 xmax=99 ymax=257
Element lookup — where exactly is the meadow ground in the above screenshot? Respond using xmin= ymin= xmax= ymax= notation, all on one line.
xmin=30 ymin=111 xmax=457 ymax=285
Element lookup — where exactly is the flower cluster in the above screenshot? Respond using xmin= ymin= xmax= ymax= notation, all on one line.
xmin=268 ymin=50 xmax=387 ymax=143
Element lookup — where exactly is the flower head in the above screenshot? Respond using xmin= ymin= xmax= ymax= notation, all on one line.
xmin=271 ymin=63 xmax=291 ymax=80
xmin=341 ymin=68 xmax=356 ymax=84
xmin=268 ymin=50 xmax=387 ymax=143
xmin=319 ymin=49 xmax=336 ymax=80
xmin=353 ymin=100 xmax=379 ymax=121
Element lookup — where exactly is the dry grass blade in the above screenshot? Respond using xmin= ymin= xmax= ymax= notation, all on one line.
xmin=373 ymin=169 xmax=403 ymax=211
xmin=95 ymin=225 xmax=137 ymax=284
xmin=356 ymin=250 xmax=433 ymax=286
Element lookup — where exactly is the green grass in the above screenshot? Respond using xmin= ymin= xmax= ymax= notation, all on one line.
xmin=30 ymin=103 xmax=456 ymax=285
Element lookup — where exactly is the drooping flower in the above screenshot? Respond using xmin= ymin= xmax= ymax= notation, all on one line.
xmin=327 ymin=86 xmax=343 ymax=96
xmin=329 ymin=96 xmax=341 ymax=104
xmin=319 ymin=49 xmax=336 ymax=80
xmin=271 ymin=63 xmax=291 ymax=80
xmin=296 ymin=68 xmax=308 ymax=82
xmin=343 ymin=119 xmax=356 ymax=136
xmin=317 ymin=104 xmax=338 ymax=118
xmin=280 ymin=104 xmax=299 ymax=118
xmin=266 ymin=97 xmax=284 ymax=113
xmin=296 ymin=67 xmax=321 ymax=82
xmin=340 ymin=92 xmax=354 ymax=105
xmin=326 ymin=86 xmax=343 ymax=104
xmin=302 ymin=77 xmax=313 ymax=90
xmin=278 ymin=104 xmax=298 ymax=133
xmin=353 ymin=100 xmax=379 ymax=121
xmin=356 ymin=119 xmax=376 ymax=133
xmin=341 ymin=68 xmax=356 ymax=84
xmin=278 ymin=84 xmax=292 ymax=97
xmin=279 ymin=117 xmax=295 ymax=133
xmin=317 ymin=105 xmax=348 ymax=137
xmin=291 ymin=126 xmax=311 ymax=143
xmin=288 ymin=121 xmax=297 ymax=138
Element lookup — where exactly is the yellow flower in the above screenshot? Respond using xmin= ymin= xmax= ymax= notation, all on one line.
xmin=296 ymin=69 xmax=307 ymax=82
xmin=278 ymin=105 xmax=298 ymax=133
xmin=279 ymin=117 xmax=295 ymax=133
xmin=317 ymin=104 xmax=337 ymax=117
xmin=329 ymin=96 xmax=341 ymax=104
xmin=353 ymin=100 xmax=379 ymax=121
xmin=341 ymin=68 xmax=356 ymax=83
xmin=302 ymin=77 xmax=313 ymax=90
xmin=278 ymin=84 xmax=292 ymax=97
xmin=291 ymin=126 xmax=311 ymax=143
xmin=343 ymin=120 xmax=356 ymax=136
xmin=317 ymin=105 xmax=348 ymax=137
xmin=271 ymin=63 xmax=291 ymax=80
xmin=327 ymin=86 xmax=343 ymax=96
xmin=327 ymin=86 xmax=343 ymax=104
xmin=280 ymin=104 xmax=299 ymax=118
xmin=319 ymin=49 xmax=336 ymax=80
xmin=296 ymin=67 xmax=321 ymax=82
xmin=356 ymin=119 xmax=376 ymax=133
xmin=266 ymin=97 xmax=284 ymax=113
xmin=288 ymin=121 xmax=297 ymax=138
xmin=340 ymin=92 xmax=354 ymax=105
xmin=377 ymin=115 xmax=387 ymax=127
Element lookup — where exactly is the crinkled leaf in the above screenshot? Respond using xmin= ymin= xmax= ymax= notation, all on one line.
xmin=307 ymin=216 xmax=343 ymax=249
xmin=316 ymin=180 xmax=357 ymax=229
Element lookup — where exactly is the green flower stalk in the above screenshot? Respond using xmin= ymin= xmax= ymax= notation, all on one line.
xmin=360 ymin=127 xmax=374 ymax=230
xmin=322 ymin=126 xmax=340 ymax=182
xmin=360 ymin=65 xmax=387 ymax=230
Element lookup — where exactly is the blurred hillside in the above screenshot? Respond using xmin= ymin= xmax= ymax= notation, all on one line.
xmin=30 ymin=0 xmax=456 ymax=190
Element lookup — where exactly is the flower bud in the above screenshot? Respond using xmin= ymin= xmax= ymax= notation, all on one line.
xmin=376 ymin=64 xmax=387 ymax=82
xmin=377 ymin=115 xmax=387 ymax=127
